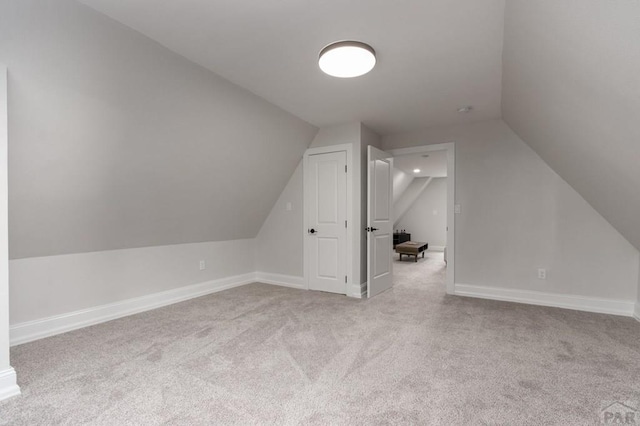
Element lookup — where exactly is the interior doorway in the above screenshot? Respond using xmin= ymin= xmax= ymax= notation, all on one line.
xmin=389 ymin=143 xmax=455 ymax=294
xmin=303 ymin=145 xmax=351 ymax=295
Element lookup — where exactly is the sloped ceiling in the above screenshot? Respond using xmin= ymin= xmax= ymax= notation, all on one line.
xmin=78 ymin=0 xmax=505 ymax=135
xmin=502 ymin=0 xmax=640 ymax=250
xmin=1 ymin=0 xmax=317 ymax=258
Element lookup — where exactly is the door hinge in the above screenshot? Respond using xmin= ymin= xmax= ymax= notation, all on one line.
xmin=345 ymin=220 xmax=347 ymax=228
xmin=345 ymin=165 xmax=347 ymax=173
xmin=345 ymin=275 xmax=347 ymax=283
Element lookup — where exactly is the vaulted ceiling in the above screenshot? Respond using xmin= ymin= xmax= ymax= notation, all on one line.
xmin=502 ymin=0 xmax=640 ymax=251
xmin=78 ymin=0 xmax=506 ymax=135
xmin=79 ymin=0 xmax=640 ymax=251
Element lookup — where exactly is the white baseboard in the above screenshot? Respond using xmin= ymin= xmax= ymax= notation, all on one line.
xmin=634 ymin=303 xmax=640 ymax=322
xmin=255 ymin=272 xmax=305 ymax=289
xmin=348 ymin=282 xmax=367 ymax=299
xmin=454 ymin=283 xmax=635 ymax=317
xmin=0 ymin=367 xmax=20 ymax=402
xmin=428 ymin=246 xmax=446 ymax=252
xmin=10 ymin=272 xmax=256 ymax=347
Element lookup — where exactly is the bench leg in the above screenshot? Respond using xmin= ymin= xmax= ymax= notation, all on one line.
xmin=414 ymin=254 xmax=417 ymax=262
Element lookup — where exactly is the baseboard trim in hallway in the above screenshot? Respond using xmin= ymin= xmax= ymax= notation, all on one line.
xmin=454 ymin=283 xmax=636 ymax=317
xmin=634 ymin=303 xmax=640 ymax=322
xmin=0 ymin=367 xmax=20 ymax=402
xmin=254 ymin=272 xmax=305 ymax=289
xmin=9 ymin=272 xmax=257 ymax=347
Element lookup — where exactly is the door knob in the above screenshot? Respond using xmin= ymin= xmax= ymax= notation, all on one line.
xmin=308 ymin=228 xmax=317 ymax=234
xmin=366 ymin=227 xmax=379 ymax=232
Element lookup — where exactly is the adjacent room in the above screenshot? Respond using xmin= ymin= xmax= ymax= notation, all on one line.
xmin=393 ymin=150 xmax=448 ymax=261
xmin=1 ymin=0 xmax=639 ymax=424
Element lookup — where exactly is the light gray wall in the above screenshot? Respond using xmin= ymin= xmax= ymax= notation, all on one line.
xmin=396 ymin=177 xmax=447 ymax=247
xmin=394 ymin=177 xmax=432 ymax=228
xmin=10 ymin=239 xmax=254 ymax=324
xmin=637 ymin=262 xmax=640 ymax=318
xmin=255 ymin=162 xmax=303 ymax=277
xmin=392 ymin=168 xmax=414 ymax=205
xmin=0 ymin=66 xmax=9 ymax=374
xmin=383 ymin=120 xmax=639 ymax=301
xmin=0 ymin=0 xmax=317 ymax=259
xmin=502 ymin=0 xmax=640 ymax=252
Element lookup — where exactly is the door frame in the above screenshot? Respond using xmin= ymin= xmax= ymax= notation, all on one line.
xmin=388 ymin=142 xmax=455 ymax=294
xmin=303 ymin=143 xmax=353 ymax=293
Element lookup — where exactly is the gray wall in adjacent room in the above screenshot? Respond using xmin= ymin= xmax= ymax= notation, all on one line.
xmin=396 ymin=177 xmax=447 ymax=248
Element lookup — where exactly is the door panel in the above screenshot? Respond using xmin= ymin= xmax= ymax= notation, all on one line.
xmin=368 ymin=146 xmax=393 ymax=298
xmin=306 ymin=151 xmax=347 ymax=294
xmin=374 ymin=234 xmax=391 ymax=278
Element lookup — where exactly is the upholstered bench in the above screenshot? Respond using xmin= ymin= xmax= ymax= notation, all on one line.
xmin=395 ymin=241 xmax=428 ymax=262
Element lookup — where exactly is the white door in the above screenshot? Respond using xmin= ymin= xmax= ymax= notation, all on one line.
xmin=305 ymin=151 xmax=347 ymax=294
xmin=367 ymin=146 xmax=393 ymax=298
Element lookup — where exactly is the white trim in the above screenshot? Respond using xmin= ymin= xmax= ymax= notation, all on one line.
xmin=389 ymin=142 xmax=455 ymax=295
xmin=634 ymin=303 xmax=640 ymax=322
xmin=454 ymin=283 xmax=635 ymax=317
xmin=348 ymin=282 xmax=367 ymax=299
xmin=0 ymin=65 xmax=15 ymax=395
xmin=303 ymin=143 xmax=353 ymax=295
xmin=427 ymin=246 xmax=446 ymax=252
xmin=10 ymin=273 xmax=256 ymax=346
xmin=0 ymin=367 xmax=20 ymax=402
xmin=255 ymin=272 xmax=305 ymax=289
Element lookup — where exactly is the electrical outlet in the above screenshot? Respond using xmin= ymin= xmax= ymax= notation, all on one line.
xmin=454 ymin=204 xmax=461 ymax=214
xmin=199 ymin=260 xmax=206 ymax=271
xmin=537 ymin=268 xmax=546 ymax=280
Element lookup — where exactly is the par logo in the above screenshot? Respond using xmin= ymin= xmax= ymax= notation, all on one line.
xmin=601 ymin=401 xmax=639 ymax=424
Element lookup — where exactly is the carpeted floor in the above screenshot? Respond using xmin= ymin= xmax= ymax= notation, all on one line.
xmin=1 ymin=251 xmax=640 ymax=425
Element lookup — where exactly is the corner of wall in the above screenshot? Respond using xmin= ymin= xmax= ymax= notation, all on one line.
xmin=636 ymin=255 xmax=640 ymax=322
xmin=0 ymin=367 xmax=20 ymax=402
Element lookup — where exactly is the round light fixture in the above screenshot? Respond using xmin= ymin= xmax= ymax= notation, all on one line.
xmin=319 ymin=41 xmax=376 ymax=78
xmin=413 ymin=169 xmax=421 ymax=174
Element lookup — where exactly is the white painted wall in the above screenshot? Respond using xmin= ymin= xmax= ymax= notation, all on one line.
xmin=0 ymin=65 xmax=19 ymax=400
xmin=637 ymin=263 xmax=640 ymax=320
xmin=0 ymin=0 xmax=316 ymax=259
xmin=255 ymin=162 xmax=304 ymax=278
xmin=502 ymin=0 xmax=640 ymax=252
xmin=383 ymin=120 xmax=639 ymax=303
xmin=396 ymin=177 xmax=447 ymax=248
xmin=394 ymin=177 xmax=432 ymax=228
xmin=10 ymin=239 xmax=254 ymax=325
xmin=392 ymin=168 xmax=414 ymax=205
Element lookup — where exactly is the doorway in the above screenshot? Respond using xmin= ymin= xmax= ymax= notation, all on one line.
xmin=389 ymin=143 xmax=455 ymax=294
xmin=303 ymin=146 xmax=351 ymax=294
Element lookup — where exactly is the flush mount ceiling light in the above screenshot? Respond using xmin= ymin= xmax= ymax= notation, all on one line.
xmin=319 ymin=41 xmax=376 ymax=78
xmin=413 ymin=169 xmax=421 ymax=174
xmin=457 ymin=106 xmax=473 ymax=113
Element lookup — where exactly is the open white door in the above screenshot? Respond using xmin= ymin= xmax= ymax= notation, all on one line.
xmin=367 ymin=146 xmax=393 ymax=298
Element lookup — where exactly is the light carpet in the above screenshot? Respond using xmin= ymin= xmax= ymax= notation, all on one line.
xmin=1 ymin=252 xmax=639 ymax=425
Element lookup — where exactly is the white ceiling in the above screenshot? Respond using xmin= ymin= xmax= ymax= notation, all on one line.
xmin=78 ymin=0 xmax=505 ymax=135
xmin=394 ymin=151 xmax=447 ymax=178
